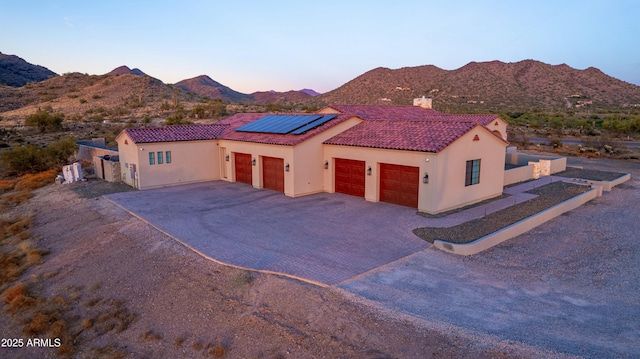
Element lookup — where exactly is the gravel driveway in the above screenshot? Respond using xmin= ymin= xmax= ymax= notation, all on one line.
xmin=339 ymin=157 xmax=640 ymax=358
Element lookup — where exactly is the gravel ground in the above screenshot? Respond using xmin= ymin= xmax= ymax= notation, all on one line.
xmin=554 ymin=167 xmax=627 ymax=181
xmin=413 ymin=181 xmax=590 ymax=243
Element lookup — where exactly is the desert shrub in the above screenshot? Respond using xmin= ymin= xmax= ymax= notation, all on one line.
xmin=164 ymin=115 xmax=192 ymax=126
xmin=0 ymin=138 xmax=77 ymax=175
xmin=24 ymin=108 xmax=64 ymax=133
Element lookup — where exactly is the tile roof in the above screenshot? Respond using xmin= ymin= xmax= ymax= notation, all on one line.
xmin=324 ymin=104 xmax=502 ymax=126
xmin=324 ymin=120 xmax=483 ymax=153
xmin=117 ymin=105 xmax=505 ymax=151
xmin=421 ymin=113 xmax=502 ymax=126
xmin=218 ymin=112 xmax=354 ymax=146
xmin=121 ymin=124 xmax=228 ymax=144
xmin=324 ymin=104 xmax=443 ymax=120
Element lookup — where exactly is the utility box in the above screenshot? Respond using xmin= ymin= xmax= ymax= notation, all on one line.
xmin=63 ymin=162 xmax=83 ymax=183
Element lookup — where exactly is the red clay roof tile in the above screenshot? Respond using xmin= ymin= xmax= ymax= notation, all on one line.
xmin=324 ymin=120 xmax=481 ymax=153
xmin=122 ymin=124 xmax=228 ymax=144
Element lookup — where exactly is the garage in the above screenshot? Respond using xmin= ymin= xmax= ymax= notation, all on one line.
xmin=234 ymin=152 xmax=252 ymax=185
xmin=262 ymin=156 xmax=284 ymax=192
xmin=380 ymin=163 xmax=419 ymax=208
xmin=334 ymin=158 xmax=365 ymax=197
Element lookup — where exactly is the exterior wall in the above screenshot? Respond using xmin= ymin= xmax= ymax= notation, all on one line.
xmin=217 ymin=117 xmax=361 ymax=197
xmin=428 ymin=127 xmax=506 ymax=213
xmin=505 ymin=152 xmax=567 ymax=174
xmin=504 ymin=164 xmax=534 ymax=186
xmin=218 ymin=140 xmax=294 ymax=194
xmin=116 ymin=133 xmax=140 ymax=188
xmin=323 ymin=145 xmax=435 ymax=207
xmin=292 ymin=117 xmax=362 ymax=197
xmin=487 ymin=118 xmax=508 ymax=141
xmin=324 ymin=126 xmax=506 ymax=214
xmin=93 ymin=156 xmax=121 ymax=182
xmin=76 ymin=142 xmax=119 ymax=162
xmin=116 ymin=133 xmax=220 ymax=189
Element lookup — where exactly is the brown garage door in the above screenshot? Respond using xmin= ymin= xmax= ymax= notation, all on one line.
xmin=334 ymin=158 xmax=365 ymax=197
xmin=262 ymin=156 xmax=284 ymax=192
xmin=234 ymin=152 xmax=252 ymax=185
xmin=380 ymin=163 xmax=419 ymax=208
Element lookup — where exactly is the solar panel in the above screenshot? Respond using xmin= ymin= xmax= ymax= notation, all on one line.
xmin=290 ymin=115 xmax=337 ymax=134
xmin=235 ymin=115 xmax=335 ymax=134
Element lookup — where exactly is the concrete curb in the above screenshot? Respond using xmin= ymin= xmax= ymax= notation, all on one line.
xmin=434 ymin=184 xmax=601 ymax=256
xmin=577 ymin=173 xmax=630 ymax=191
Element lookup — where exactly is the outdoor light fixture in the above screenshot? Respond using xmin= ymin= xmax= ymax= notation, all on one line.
xmin=423 ymin=173 xmax=429 ymax=184
xmin=367 ymin=166 xmax=372 ymax=176
xmin=225 ymin=155 xmax=229 ymax=162
xmin=324 ymin=160 xmax=329 ymax=169
xmin=252 ymin=158 xmax=256 ymax=166
xmin=285 ymin=163 xmax=290 ymax=172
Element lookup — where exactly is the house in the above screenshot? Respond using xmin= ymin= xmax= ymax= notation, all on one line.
xmin=115 ymin=99 xmax=508 ymax=214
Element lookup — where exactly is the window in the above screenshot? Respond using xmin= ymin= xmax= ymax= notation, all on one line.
xmin=465 ymin=159 xmax=481 ymax=186
xmin=157 ymin=151 xmax=163 ymax=164
xmin=149 ymin=152 xmax=155 ymax=165
xmin=165 ymin=151 xmax=171 ymax=164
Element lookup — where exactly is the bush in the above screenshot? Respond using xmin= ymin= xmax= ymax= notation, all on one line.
xmin=0 ymin=138 xmax=77 ymax=175
xmin=24 ymin=108 xmax=64 ymax=133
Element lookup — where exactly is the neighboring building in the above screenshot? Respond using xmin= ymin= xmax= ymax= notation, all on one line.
xmin=115 ymin=100 xmax=508 ymax=214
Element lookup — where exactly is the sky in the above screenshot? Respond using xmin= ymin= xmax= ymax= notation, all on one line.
xmin=1 ymin=0 xmax=639 ymax=94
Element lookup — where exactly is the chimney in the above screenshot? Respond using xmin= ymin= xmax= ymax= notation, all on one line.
xmin=413 ymin=96 xmax=432 ymax=109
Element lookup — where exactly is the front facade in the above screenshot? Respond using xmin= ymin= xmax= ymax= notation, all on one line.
xmin=115 ymin=101 xmax=508 ymax=214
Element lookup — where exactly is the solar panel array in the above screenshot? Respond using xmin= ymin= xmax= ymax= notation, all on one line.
xmin=235 ymin=115 xmax=337 ymax=135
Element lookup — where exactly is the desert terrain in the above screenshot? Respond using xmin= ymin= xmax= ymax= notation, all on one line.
xmin=1 ymin=154 xmax=637 ymax=358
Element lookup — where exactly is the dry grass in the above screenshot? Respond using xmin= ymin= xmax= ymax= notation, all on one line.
xmin=0 ymin=190 xmax=33 ymax=208
xmin=0 ymin=216 xmax=46 ymax=286
xmin=2 ymin=282 xmax=38 ymax=313
xmin=14 ymin=169 xmax=58 ymax=191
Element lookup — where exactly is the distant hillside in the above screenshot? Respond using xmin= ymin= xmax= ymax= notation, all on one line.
xmin=108 ymin=65 xmax=146 ymax=76
xmin=0 ymin=52 xmax=57 ymax=87
xmin=0 ymin=72 xmax=202 ymax=121
xmin=299 ymin=88 xmax=320 ymax=97
xmin=173 ymin=75 xmax=252 ymax=103
xmin=251 ymin=90 xmax=312 ymax=103
xmin=317 ymin=60 xmax=640 ymax=112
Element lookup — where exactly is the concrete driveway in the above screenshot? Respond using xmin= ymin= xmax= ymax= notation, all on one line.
xmin=106 ymin=181 xmax=429 ymax=285
xmin=339 ymin=157 xmax=640 ymax=358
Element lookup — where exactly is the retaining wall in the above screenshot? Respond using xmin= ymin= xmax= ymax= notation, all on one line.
xmin=433 ymin=184 xmax=601 ymax=256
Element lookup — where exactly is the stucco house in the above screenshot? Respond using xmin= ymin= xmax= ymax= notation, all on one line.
xmin=115 ymin=100 xmax=508 ymax=214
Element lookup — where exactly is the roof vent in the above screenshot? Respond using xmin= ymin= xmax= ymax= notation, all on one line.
xmin=413 ymin=96 xmax=433 ymax=109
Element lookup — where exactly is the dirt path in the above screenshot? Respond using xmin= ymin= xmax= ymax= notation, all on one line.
xmin=0 ymin=178 xmax=567 ymax=358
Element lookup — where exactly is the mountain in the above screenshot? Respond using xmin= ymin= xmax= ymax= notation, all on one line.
xmin=317 ymin=60 xmax=640 ymax=112
xmin=107 ymin=65 xmax=146 ymax=76
xmin=299 ymin=88 xmax=320 ymax=97
xmin=251 ymin=90 xmax=312 ymax=103
xmin=0 ymin=52 xmax=57 ymax=87
xmin=173 ymin=75 xmax=252 ymax=103
xmin=0 ymin=71 xmax=201 ymax=120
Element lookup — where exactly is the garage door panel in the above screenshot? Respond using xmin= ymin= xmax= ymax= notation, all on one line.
xmin=234 ymin=152 xmax=252 ymax=185
xmin=335 ymin=158 xmax=365 ymax=197
xmin=380 ymin=163 xmax=419 ymax=208
xmin=262 ymin=156 xmax=284 ymax=192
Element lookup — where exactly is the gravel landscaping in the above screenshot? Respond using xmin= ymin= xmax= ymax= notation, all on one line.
xmin=413 ymin=181 xmax=591 ymax=243
xmin=555 ymin=167 xmax=627 ymax=181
